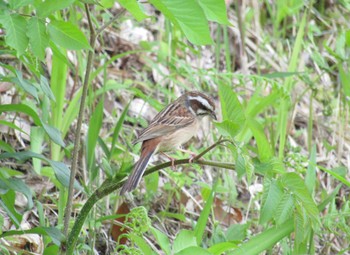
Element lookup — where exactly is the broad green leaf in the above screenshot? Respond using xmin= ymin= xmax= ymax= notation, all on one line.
xmin=175 ymin=246 xmax=213 ymax=255
xmin=226 ymin=224 xmax=248 ymax=242
xmin=218 ymin=83 xmax=245 ymax=124
xmin=247 ymin=118 xmax=273 ymax=162
xmin=119 ymin=0 xmax=149 ymax=21
xmin=207 ymin=242 xmax=238 ymax=254
xmin=229 ymin=219 xmax=294 ymax=255
xmin=9 ymin=0 xmax=33 ymax=9
xmin=0 ymin=13 xmax=29 ymax=56
xmin=0 ymin=190 xmax=22 ymax=227
xmin=1 ymin=178 xmax=33 ymax=209
xmin=129 ymin=233 xmax=155 ymax=255
xmin=280 ymin=173 xmax=319 ymax=224
xmin=260 ymin=179 xmax=283 ymax=224
xmin=214 ymin=120 xmax=241 ymax=138
xmin=13 ymin=70 xmax=38 ymax=101
xmin=0 ymin=226 xmax=64 ymax=246
xmin=42 ymin=123 xmax=65 ymax=147
xmin=197 ymin=0 xmax=229 ymax=24
xmin=48 ymin=20 xmax=90 ymax=50
xmin=0 ymin=120 xmax=28 ymax=135
xmin=61 ymin=87 xmax=82 ymax=137
xmin=274 ymin=193 xmax=294 ymax=225
xmin=40 ymin=75 xmax=56 ymax=102
xmin=27 ymin=17 xmax=49 ymax=60
xmin=36 ymin=0 xmax=76 ymax=17
xmin=0 ymin=140 xmax=15 ymax=153
xmin=0 ymin=104 xmax=41 ymax=125
xmin=0 ymin=151 xmax=81 ymax=189
xmin=150 ymin=226 xmax=171 ymax=255
xmin=149 ymin=0 xmax=212 ymax=45
xmin=173 ymin=230 xmax=197 ymax=254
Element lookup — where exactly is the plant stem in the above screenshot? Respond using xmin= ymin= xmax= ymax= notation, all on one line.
xmin=62 ymin=4 xmax=126 ymax=240
xmin=66 ymin=139 xmax=234 ymax=253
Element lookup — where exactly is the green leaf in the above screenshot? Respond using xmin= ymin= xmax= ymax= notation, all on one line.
xmin=280 ymin=173 xmax=319 ymax=224
xmin=175 ymin=246 xmax=213 ymax=255
xmin=9 ymin=0 xmax=33 ymax=9
xmin=0 ymin=190 xmax=22 ymax=227
xmin=0 ymin=140 xmax=15 ymax=153
xmin=207 ymin=242 xmax=238 ymax=254
xmin=226 ymin=224 xmax=248 ymax=242
xmin=36 ymin=0 xmax=76 ymax=17
xmin=229 ymin=219 xmax=294 ymax=255
xmin=12 ymin=70 xmax=39 ymax=101
xmin=2 ymin=178 xmax=33 ymax=209
xmin=197 ymin=0 xmax=229 ymax=24
xmin=48 ymin=20 xmax=91 ymax=50
xmin=0 ymin=227 xmax=64 ymax=246
xmin=194 ymin=182 xmax=217 ymax=244
xmin=109 ymin=102 xmax=130 ymax=160
xmin=119 ymin=0 xmax=149 ymax=21
xmin=173 ymin=230 xmax=197 ymax=254
xmin=150 ymin=226 xmax=171 ymax=255
xmin=274 ymin=193 xmax=294 ymax=225
xmin=129 ymin=233 xmax=155 ymax=255
xmin=87 ymin=98 xmax=104 ymax=173
xmin=0 ymin=120 xmax=28 ymax=135
xmin=42 ymin=123 xmax=66 ymax=147
xmin=0 ymin=13 xmax=29 ymax=56
xmin=0 ymin=151 xmax=81 ymax=190
xmin=149 ymin=0 xmax=212 ymax=45
xmin=218 ymin=83 xmax=245 ymax=125
xmin=40 ymin=75 xmax=56 ymax=102
xmin=318 ymin=165 xmax=350 ymax=187
xmin=27 ymin=17 xmax=49 ymax=60
xmin=260 ymin=179 xmax=283 ymax=224
xmin=214 ymin=120 xmax=241 ymax=138
xmin=247 ymin=118 xmax=273 ymax=162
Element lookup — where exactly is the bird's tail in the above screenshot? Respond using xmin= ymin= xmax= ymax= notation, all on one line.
xmin=120 ymin=146 xmax=156 ymax=195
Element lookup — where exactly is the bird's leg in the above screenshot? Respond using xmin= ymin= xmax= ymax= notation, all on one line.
xmin=178 ymin=147 xmax=197 ymax=163
xmin=161 ymin=152 xmax=176 ymax=170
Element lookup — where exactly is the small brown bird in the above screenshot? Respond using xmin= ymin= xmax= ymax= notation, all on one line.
xmin=120 ymin=91 xmax=217 ymax=194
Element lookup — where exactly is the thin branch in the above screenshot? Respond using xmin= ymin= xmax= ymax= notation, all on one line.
xmin=62 ymin=5 xmax=126 ymax=239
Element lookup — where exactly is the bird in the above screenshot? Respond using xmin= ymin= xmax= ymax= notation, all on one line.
xmin=120 ymin=91 xmax=217 ymax=194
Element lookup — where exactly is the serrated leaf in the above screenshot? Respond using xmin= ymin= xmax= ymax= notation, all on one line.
xmin=48 ymin=20 xmax=91 ymax=50
xmin=149 ymin=0 xmax=212 ymax=45
xmin=27 ymin=17 xmax=49 ymax=60
xmin=214 ymin=120 xmax=241 ymax=138
xmin=280 ymin=173 xmax=319 ymax=224
xmin=36 ymin=0 xmax=76 ymax=17
xmin=197 ymin=0 xmax=229 ymax=24
xmin=9 ymin=0 xmax=33 ymax=9
xmin=0 ymin=13 xmax=29 ymax=56
xmin=119 ymin=0 xmax=148 ymax=21
xmin=260 ymin=179 xmax=283 ymax=224
xmin=274 ymin=193 xmax=294 ymax=225
xmin=218 ymin=83 xmax=245 ymax=124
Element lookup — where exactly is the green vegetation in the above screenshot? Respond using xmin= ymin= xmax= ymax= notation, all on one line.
xmin=0 ymin=0 xmax=349 ymax=254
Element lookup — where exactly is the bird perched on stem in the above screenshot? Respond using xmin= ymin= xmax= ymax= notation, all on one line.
xmin=120 ymin=91 xmax=217 ymax=194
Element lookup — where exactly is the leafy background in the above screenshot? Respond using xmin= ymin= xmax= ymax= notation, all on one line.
xmin=0 ymin=0 xmax=350 ymax=254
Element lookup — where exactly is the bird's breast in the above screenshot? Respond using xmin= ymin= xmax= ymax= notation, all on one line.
xmin=158 ymin=120 xmax=200 ymax=152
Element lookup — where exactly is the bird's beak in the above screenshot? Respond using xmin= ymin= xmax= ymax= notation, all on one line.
xmin=210 ymin=111 xmax=217 ymax=121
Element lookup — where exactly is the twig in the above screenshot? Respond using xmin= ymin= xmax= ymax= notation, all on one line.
xmin=65 ymin=139 xmax=234 ymax=253
xmin=62 ymin=4 xmax=126 ymax=243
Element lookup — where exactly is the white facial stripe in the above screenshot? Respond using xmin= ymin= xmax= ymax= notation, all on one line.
xmin=188 ymin=95 xmax=213 ymax=112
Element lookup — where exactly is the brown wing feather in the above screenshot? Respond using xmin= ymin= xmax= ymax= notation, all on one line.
xmin=133 ymin=98 xmax=195 ymax=144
